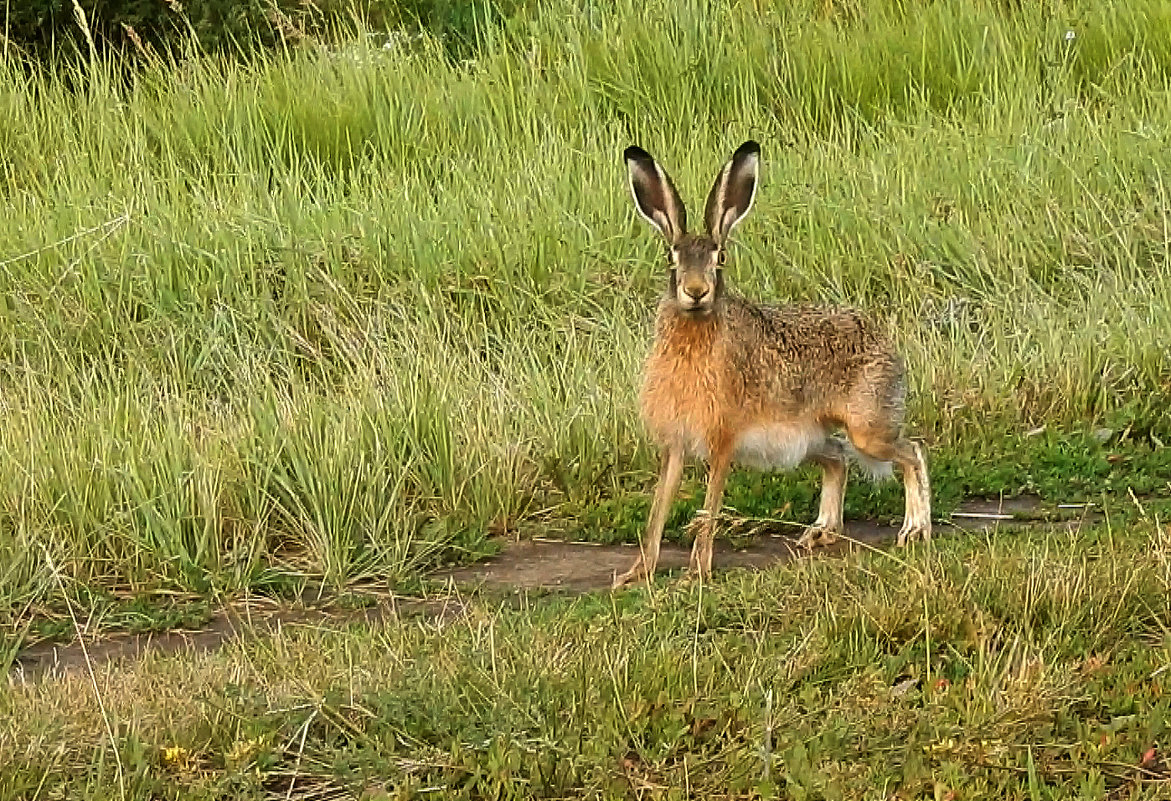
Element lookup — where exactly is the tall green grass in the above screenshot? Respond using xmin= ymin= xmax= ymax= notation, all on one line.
xmin=2 ymin=0 xmax=1171 ymax=605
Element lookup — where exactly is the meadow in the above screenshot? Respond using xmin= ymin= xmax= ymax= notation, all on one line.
xmin=2 ymin=0 xmax=1171 ymax=796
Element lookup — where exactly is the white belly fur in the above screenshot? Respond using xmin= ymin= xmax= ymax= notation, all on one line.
xmin=732 ymin=423 xmax=824 ymax=471
xmin=664 ymin=421 xmax=892 ymax=479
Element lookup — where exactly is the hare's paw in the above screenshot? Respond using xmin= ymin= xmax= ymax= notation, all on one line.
xmin=612 ymin=560 xmax=648 ymax=589
xmin=895 ymin=520 xmax=932 ymax=547
xmin=796 ymin=525 xmax=840 ymax=550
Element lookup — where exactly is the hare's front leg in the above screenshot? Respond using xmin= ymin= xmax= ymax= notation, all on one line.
xmin=613 ymin=446 xmax=685 ymax=588
xmin=688 ymin=440 xmax=733 ymax=582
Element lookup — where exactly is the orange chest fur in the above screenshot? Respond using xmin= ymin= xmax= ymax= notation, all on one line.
xmin=639 ymin=318 xmax=729 ymax=447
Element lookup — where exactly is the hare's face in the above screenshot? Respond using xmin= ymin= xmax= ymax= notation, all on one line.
xmin=624 ymin=141 xmax=759 ymax=312
xmin=669 ymin=235 xmax=724 ymax=314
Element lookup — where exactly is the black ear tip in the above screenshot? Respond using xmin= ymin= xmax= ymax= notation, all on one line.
xmin=624 ymin=145 xmax=652 ymax=163
xmin=735 ymin=140 xmax=762 ymax=158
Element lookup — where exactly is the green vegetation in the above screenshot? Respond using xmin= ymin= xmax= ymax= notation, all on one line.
xmin=4 ymin=1 xmax=1171 ymax=796
xmin=2 ymin=0 xmax=529 ymax=59
xmin=2 ymin=0 xmax=1170 ymax=611
xmin=6 ymin=519 xmax=1171 ymax=798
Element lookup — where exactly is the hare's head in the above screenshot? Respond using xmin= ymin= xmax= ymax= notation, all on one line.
xmin=624 ymin=141 xmax=760 ymax=315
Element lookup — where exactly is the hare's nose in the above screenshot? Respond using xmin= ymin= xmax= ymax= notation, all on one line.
xmin=683 ymin=283 xmax=708 ymax=301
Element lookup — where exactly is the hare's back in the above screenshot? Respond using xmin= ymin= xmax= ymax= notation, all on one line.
xmin=725 ymin=299 xmax=903 ymax=403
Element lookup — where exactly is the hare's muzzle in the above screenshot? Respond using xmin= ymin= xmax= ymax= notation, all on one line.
xmin=678 ymin=277 xmax=714 ymax=312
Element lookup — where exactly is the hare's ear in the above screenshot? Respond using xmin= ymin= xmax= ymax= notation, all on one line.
xmin=624 ymin=146 xmax=687 ymax=244
xmin=704 ymin=140 xmax=760 ymax=244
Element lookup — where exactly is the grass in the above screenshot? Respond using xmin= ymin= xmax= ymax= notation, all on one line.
xmin=5 ymin=515 xmax=1171 ymax=799
xmin=1 ymin=0 xmax=1169 ymax=609
xmin=2 ymin=1 xmax=1171 ymax=793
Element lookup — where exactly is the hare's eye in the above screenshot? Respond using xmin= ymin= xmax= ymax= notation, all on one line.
xmin=717 ymin=249 xmax=727 ymax=266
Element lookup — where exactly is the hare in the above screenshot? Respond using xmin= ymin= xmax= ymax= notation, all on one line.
xmin=612 ymin=140 xmax=931 ymax=588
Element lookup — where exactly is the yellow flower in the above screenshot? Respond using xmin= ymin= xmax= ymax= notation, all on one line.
xmin=161 ymin=745 xmax=191 ymax=769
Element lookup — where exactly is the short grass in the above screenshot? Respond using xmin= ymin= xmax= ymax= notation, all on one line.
xmin=1 ymin=0 xmax=1170 ymax=637
xmin=6 ymin=514 xmax=1171 ymax=799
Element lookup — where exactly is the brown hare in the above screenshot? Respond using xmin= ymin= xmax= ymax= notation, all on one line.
xmin=612 ymin=140 xmax=931 ymax=588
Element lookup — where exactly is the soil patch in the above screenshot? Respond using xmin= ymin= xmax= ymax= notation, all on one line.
xmin=7 ymin=497 xmax=1100 ymax=682
xmin=8 ymin=595 xmax=470 ymax=684
xmin=430 ymin=498 xmax=1099 ymax=592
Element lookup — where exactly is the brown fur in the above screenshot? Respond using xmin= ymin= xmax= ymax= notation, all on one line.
xmin=614 ymin=141 xmax=932 ymax=588
xmin=641 ymin=298 xmax=906 ymax=450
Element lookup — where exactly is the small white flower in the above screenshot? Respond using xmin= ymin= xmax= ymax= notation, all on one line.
xmin=1065 ymin=29 xmax=1076 ymax=41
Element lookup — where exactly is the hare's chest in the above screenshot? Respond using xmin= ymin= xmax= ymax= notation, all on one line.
xmin=639 ymin=338 xmax=725 ymax=455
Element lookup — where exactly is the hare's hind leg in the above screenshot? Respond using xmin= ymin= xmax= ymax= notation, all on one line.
xmin=847 ymin=429 xmax=931 ymax=546
xmin=892 ymin=438 xmax=932 ymax=546
xmin=613 ymin=446 xmax=685 ymax=588
xmin=796 ymin=437 xmax=847 ymax=550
